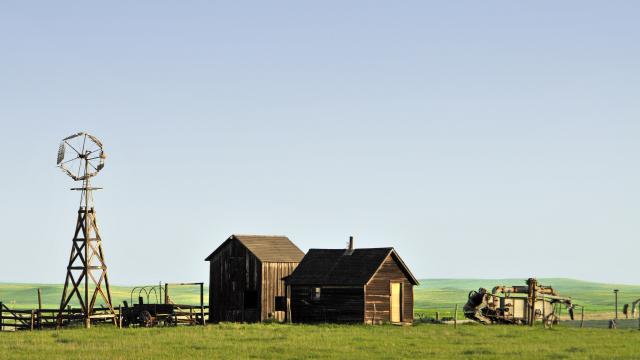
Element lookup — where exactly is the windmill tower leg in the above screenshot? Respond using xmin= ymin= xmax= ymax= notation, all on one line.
xmin=57 ymin=209 xmax=89 ymax=327
xmin=85 ymin=207 xmax=116 ymax=325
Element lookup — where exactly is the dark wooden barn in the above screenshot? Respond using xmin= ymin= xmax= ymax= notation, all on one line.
xmin=285 ymin=238 xmax=419 ymax=324
xmin=205 ymin=234 xmax=304 ymax=323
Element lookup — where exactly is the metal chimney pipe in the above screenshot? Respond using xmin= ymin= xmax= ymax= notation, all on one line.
xmin=345 ymin=236 xmax=354 ymax=255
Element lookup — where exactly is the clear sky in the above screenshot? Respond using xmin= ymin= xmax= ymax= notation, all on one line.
xmin=1 ymin=1 xmax=638 ymax=285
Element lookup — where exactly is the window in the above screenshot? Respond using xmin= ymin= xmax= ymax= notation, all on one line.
xmin=244 ymin=290 xmax=258 ymax=308
xmin=310 ymin=287 xmax=321 ymax=301
xmin=275 ymin=296 xmax=286 ymax=312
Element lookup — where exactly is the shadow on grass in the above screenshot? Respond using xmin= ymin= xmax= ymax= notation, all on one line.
xmin=461 ymin=348 xmax=494 ymax=356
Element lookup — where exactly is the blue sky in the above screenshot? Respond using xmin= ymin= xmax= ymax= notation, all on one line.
xmin=0 ymin=1 xmax=638 ymax=285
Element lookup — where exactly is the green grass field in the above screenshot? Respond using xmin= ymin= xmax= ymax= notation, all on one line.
xmin=2 ymin=279 xmax=640 ymax=359
xmin=1 ymin=323 xmax=640 ymax=359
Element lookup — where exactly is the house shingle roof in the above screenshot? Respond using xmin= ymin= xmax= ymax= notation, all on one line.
xmin=285 ymin=248 xmax=419 ymax=286
xmin=205 ymin=234 xmax=304 ymax=263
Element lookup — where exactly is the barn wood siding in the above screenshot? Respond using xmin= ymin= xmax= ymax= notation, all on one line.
xmin=403 ymin=282 xmax=413 ymax=322
xmin=261 ymin=262 xmax=298 ymax=322
xmin=290 ymin=286 xmax=364 ymax=323
xmin=209 ymin=240 xmax=261 ymax=323
xmin=364 ymin=254 xmax=414 ymax=323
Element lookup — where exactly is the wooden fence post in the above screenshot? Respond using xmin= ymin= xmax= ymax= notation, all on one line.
xmin=454 ymin=305 xmax=458 ymax=329
xmin=580 ymin=307 xmax=585 ymax=329
xmin=286 ymin=285 xmax=292 ymax=324
xmin=0 ymin=301 xmax=3 ymax=332
xmin=435 ymin=311 xmax=439 ymax=322
xmin=30 ymin=310 xmax=35 ymax=331
xmin=542 ymin=298 xmax=547 ymax=329
xmin=37 ymin=289 xmax=42 ymax=329
xmin=200 ymin=283 xmax=205 ymax=326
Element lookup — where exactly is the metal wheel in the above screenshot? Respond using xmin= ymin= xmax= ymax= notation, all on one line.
xmin=166 ymin=312 xmax=177 ymax=326
xmin=138 ymin=310 xmax=154 ymax=327
xmin=544 ymin=314 xmax=558 ymax=327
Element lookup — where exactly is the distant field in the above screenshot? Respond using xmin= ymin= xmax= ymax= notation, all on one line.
xmin=1 ymin=323 xmax=640 ymax=359
xmin=2 ymin=278 xmax=638 ymax=319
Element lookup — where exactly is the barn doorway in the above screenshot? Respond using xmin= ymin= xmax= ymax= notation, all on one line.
xmin=391 ymin=282 xmax=402 ymax=323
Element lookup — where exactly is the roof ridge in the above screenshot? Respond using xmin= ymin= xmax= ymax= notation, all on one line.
xmin=206 ymin=234 xmax=303 ymax=262
xmin=307 ymin=247 xmax=394 ymax=251
xmin=233 ymin=234 xmax=290 ymax=238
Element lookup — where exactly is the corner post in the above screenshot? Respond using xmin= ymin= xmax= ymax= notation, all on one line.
xmin=527 ymin=278 xmax=537 ymax=326
xmin=200 ymin=282 xmax=205 ymax=325
xmin=37 ymin=288 xmax=42 ymax=329
xmin=286 ymin=284 xmax=292 ymax=324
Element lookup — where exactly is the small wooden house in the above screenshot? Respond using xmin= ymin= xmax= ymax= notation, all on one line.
xmin=285 ymin=238 xmax=419 ymax=324
xmin=205 ymin=234 xmax=304 ymax=323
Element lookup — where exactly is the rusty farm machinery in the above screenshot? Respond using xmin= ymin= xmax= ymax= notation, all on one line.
xmin=120 ymin=283 xmax=206 ymax=328
xmin=463 ymin=278 xmax=580 ymax=327
xmin=622 ymin=298 xmax=640 ymax=319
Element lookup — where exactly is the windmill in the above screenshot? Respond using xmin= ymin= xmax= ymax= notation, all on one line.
xmin=55 ymin=132 xmax=115 ymax=328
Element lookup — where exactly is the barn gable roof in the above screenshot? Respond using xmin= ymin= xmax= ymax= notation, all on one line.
xmin=205 ymin=234 xmax=304 ymax=263
xmin=285 ymin=248 xmax=419 ymax=286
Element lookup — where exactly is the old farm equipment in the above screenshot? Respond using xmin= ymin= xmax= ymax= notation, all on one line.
xmin=55 ymin=132 xmax=116 ymax=328
xmin=120 ymin=283 xmax=207 ymax=328
xmin=464 ymin=278 xmax=575 ymax=326
xmin=623 ymin=298 xmax=640 ymax=319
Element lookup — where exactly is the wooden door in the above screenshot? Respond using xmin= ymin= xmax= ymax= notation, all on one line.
xmin=391 ymin=283 xmax=401 ymax=323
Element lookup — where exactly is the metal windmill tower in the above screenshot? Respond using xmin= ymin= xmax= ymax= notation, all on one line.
xmin=55 ymin=132 xmax=115 ymax=328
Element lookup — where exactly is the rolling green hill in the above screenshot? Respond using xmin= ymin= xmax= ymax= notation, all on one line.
xmin=2 ymin=278 xmax=638 ymax=317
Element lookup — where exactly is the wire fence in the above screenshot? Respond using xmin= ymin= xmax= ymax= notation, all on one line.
xmin=414 ymin=304 xmax=640 ymax=329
